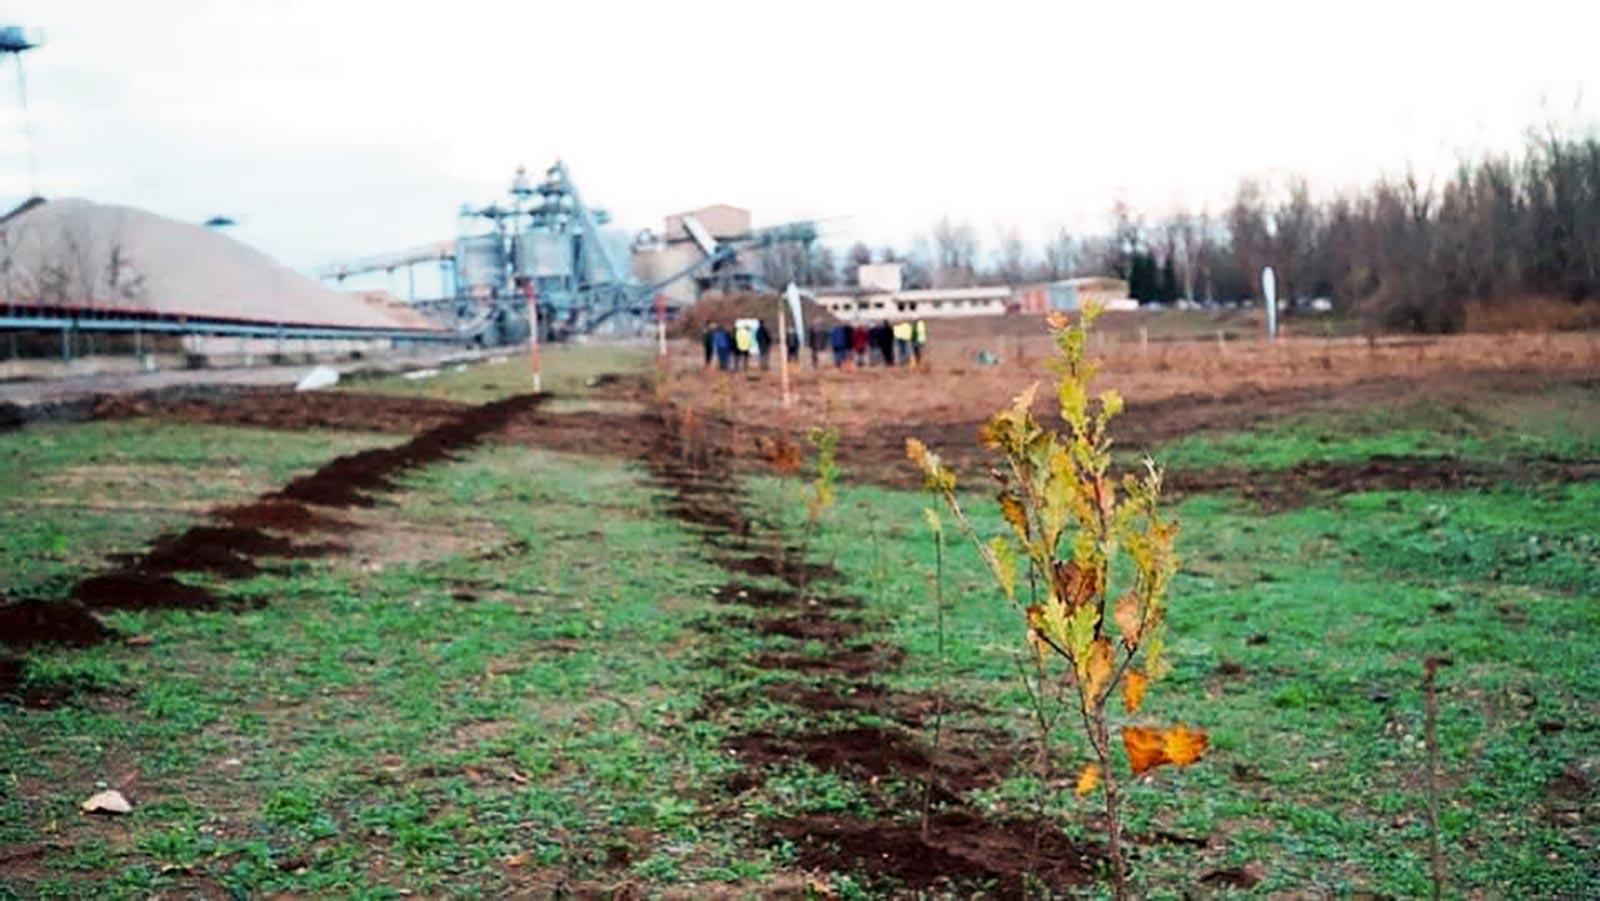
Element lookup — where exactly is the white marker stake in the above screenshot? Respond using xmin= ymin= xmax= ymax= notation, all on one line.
xmin=525 ymin=283 xmax=542 ymax=393
xmin=655 ymin=292 xmax=667 ymax=357
xmin=777 ymin=304 xmax=793 ymax=409
xmin=1262 ymin=266 xmax=1278 ymax=341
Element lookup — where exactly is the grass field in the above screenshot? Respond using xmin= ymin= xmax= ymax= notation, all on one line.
xmin=2 ymin=333 xmax=1596 ymax=897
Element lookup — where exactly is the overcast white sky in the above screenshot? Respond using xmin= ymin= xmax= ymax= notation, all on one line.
xmin=2 ymin=0 xmax=1596 ymax=275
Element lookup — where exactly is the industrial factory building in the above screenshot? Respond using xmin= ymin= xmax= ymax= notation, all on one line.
xmin=632 ymin=204 xmax=762 ymax=308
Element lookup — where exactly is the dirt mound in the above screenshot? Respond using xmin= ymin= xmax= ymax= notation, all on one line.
xmin=754 ymin=612 xmax=864 ymax=642
xmin=728 ymin=725 xmax=1004 ymax=795
xmin=716 ymin=554 xmax=839 ymax=585
xmin=713 ymin=582 xmax=860 ymax=611
xmin=275 ymin=394 xmax=540 ymax=508
xmin=774 ymin=812 xmax=1097 ymax=896
xmin=670 ymin=292 xmax=838 ymax=339
xmin=71 ymin=572 xmax=220 ymax=610
xmin=215 ymin=499 xmax=352 ymax=532
xmin=750 ymin=645 xmax=902 ymax=677
xmin=765 ymin=681 xmax=944 ymax=727
xmin=130 ymin=525 xmax=328 ymax=577
xmin=0 ymin=599 xmax=114 ymax=648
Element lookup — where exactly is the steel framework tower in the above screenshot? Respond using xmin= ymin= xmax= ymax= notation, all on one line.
xmin=0 ymin=26 xmax=42 ymax=197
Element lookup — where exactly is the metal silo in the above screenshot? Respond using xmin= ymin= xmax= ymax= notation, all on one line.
xmin=457 ymin=234 xmax=506 ymax=296
xmin=517 ymin=231 xmax=571 ymax=278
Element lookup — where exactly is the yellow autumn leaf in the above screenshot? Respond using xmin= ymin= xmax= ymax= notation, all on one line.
xmin=1065 ymin=602 xmax=1099 ymax=672
xmin=1113 ymin=592 xmax=1143 ymax=648
xmin=1084 ymin=638 xmax=1114 ymax=705
xmin=999 ymin=492 xmax=1029 ymax=540
xmin=1122 ymin=670 xmax=1148 ymax=714
xmin=1074 ymin=763 xmax=1102 ymax=796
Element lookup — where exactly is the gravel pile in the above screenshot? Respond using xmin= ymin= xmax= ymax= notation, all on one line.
xmin=0 ymin=197 xmax=423 ymax=330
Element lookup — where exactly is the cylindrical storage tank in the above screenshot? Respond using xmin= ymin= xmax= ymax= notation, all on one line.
xmin=457 ymin=235 xmax=506 ymax=294
xmin=517 ymin=231 xmax=571 ymax=277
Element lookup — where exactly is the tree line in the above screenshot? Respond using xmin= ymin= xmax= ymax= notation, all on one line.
xmin=760 ymin=127 xmax=1600 ymax=332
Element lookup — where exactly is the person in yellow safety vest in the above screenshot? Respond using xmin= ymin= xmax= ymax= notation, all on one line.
xmin=892 ymin=320 xmax=914 ymax=366
xmin=733 ymin=323 xmax=753 ymax=370
xmin=911 ymin=318 xmax=928 ymax=366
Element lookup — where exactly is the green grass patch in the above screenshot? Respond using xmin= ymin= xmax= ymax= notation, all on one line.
xmin=745 ymin=458 xmax=1599 ymax=896
xmin=0 ymin=420 xmax=396 ymax=597
xmin=346 ymin=344 xmax=652 ymax=404
xmin=1152 ymin=385 xmax=1600 ymax=471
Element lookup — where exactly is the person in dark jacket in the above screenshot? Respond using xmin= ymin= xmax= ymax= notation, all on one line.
xmin=786 ymin=328 xmax=800 ymax=363
xmin=875 ymin=320 xmax=895 ymax=367
xmin=755 ymin=321 xmax=772 ymax=370
xmin=808 ymin=324 xmax=826 ymax=368
xmin=711 ymin=323 xmax=733 ymax=371
xmin=701 ymin=324 xmax=715 ymax=368
xmin=829 ymin=323 xmax=852 ymax=367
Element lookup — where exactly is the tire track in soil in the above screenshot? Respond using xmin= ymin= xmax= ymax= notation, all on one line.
xmin=1 ymin=394 xmax=545 ymax=706
xmin=643 ymin=407 xmax=1098 ymax=897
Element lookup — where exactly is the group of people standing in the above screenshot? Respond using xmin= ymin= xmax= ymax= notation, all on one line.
xmin=702 ymin=320 xmax=794 ymax=371
xmin=817 ymin=319 xmax=927 ymax=369
xmin=701 ymin=318 xmax=929 ymax=372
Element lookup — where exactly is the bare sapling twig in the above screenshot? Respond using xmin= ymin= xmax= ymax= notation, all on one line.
xmin=920 ymin=507 xmax=948 ymax=836
xmin=908 ymin=304 xmax=1209 ymax=901
xmin=797 ymin=426 xmax=840 ymax=599
xmin=1423 ymin=653 xmax=1454 ymax=901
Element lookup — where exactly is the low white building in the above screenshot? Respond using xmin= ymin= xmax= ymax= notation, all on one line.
xmin=813 ymin=264 xmax=1012 ymax=322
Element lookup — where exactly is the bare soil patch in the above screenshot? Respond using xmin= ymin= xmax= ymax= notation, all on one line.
xmin=715 ymin=554 xmax=839 ymax=585
xmin=752 ymin=612 xmax=864 ymax=642
xmin=215 ymin=499 xmax=353 ymax=532
xmin=71 ymin=572 xmax=223 ymax=610
xmin=1168 ymin=455 xmax=1600 ymax=512
xmin=93 ymin=389 xmax=468 ymax=434
xmin=0 ymin=598 xmax=114 ymax=647
xmin=712 ymin=582 xmax=861 ymax=611
xmin=726 ymin=725 xmax=1006 ymax=795
xmin=764 ymin=681 xmax=946 ymax=728
xmin=749 ymin=646 xmax=904 ymax=677
xmin=774 ymin=812 xmax=1097 ymax=897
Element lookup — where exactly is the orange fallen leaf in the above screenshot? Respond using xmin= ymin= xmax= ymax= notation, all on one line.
xmin=1122 ymin=726 xmax=1167 ymax=774
xmin=1122 ymin=670 xmax=1148 ymax=714
xmin=1164 ymin=725 xmax=1209 ymax=767
xmin=503 ymin=851 xmax=532 ymax=868
xmin=1074 ymin=762 xmax=1102 ymax=796
xmin=506 ymin=770 xmax=530 ymax=785
xmin=1122 ymin=724 xmax=1209 ymax=774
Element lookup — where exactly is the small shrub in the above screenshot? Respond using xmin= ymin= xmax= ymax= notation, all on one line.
xmin=908 ymin=304 xmax=1208 ymax=899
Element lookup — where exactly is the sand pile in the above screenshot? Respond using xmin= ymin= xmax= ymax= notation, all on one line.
xmin=0 ymin=197 xmax=429 ymax=331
